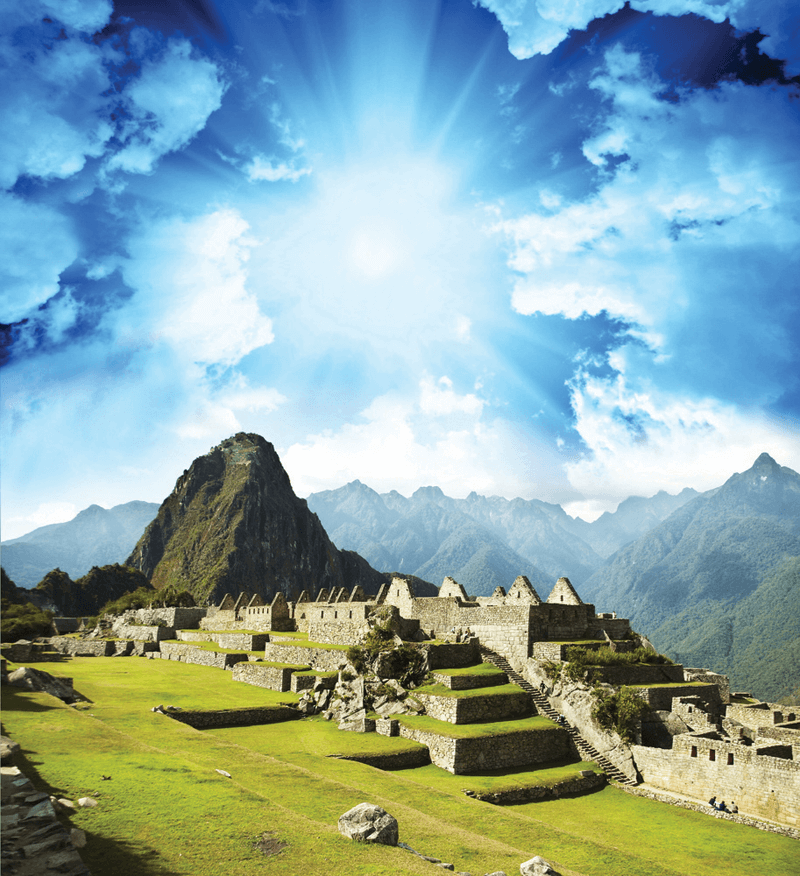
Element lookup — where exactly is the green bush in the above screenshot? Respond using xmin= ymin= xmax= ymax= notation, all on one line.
xmin=0 ymin=599 xmax=53 ymax=642
xmin=564 ymin=645 xmax=673 ymax=681
xmin=591 ymin=686 xmax=649 ymax=743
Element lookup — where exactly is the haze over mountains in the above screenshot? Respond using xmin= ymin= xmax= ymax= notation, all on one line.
xmin=306 ymin=482 xmax=699 ymax=594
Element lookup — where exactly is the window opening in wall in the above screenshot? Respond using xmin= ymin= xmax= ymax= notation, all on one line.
xmin=727 ymin=752 xmax=734 ymax=765
xmin=349 ymin=611 xmax=352 ymax=619
xmin=320 ymin=611 xmax=324 ymax=618
xmin=691 ymin=746 xmax=697 ymax=757
xmin=334 ymin=611 xmax=338 ymax=619
xmin=709 ymin=749 xmax=716 ymax=761
xmin=560 ymin=595 xmax=564 ymax=602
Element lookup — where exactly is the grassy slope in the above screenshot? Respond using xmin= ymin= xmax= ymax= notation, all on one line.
xmin=1 ymin=658 xmax=797 ymax=876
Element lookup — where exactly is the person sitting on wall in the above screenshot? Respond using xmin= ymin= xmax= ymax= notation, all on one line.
xmin=717 ymin=801 xmax=728 ymax=812
xmin=729 ymin=801 xmax=738 ymax=813
xmin=708 ymin=796 xmax=717 ymax=808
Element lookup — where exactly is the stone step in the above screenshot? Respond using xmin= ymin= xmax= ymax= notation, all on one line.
xmin=480 ymin=648 xmax=637 ymax=787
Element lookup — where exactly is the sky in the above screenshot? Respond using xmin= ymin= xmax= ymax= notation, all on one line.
xmin=2 ymin=0 xmax=799 ymax=539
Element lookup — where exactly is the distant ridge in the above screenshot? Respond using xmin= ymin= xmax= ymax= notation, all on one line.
xmin=307 ymin=480 xmax=698 ymax=596
xmin=1 ymin=501 xmax=159 ymax=588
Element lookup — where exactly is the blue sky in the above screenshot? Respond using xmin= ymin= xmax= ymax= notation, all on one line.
xmin=2 ymin=0 xmax=799 ymax=539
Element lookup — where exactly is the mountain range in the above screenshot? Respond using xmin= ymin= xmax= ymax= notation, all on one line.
xmin=2 ymin=438 xmax=797 ymax=699
xmin=306 ymin=481 xmax=698 ymax=594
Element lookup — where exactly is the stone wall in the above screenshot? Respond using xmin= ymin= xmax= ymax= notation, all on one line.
xmin=261 ymin=642 xmax=348 ymax=671
xmin=124 ymin=607 xmax=208 ymax=628
xmin=214 ymin=633 xmax=270 ymax=651
xmin=727 ymin=702 xmax=796 ymax=730
xmin=632 ymin=735 xmax=800 ymax=828
xmin=168 ymin=706 xmax=301 ymax=729
xmin=423 ymin=642 xmax=479 ymax=669
xmin=307 ymin=620 xmax=366 ymax=646
xmin=113 ymin=624 xmax=173 ymax=643
xmin=632 ymin=683 xmax=721 ymax=712
xmin=158 ymin=642 xmax=249 ymax=670
xmin=474 ymin=771 xmax=606 ymax=804
xmin=49 ymin=637 xmax=113 ymax=657
xmin=330 ymin=749 xmax=431 ymax=770
xmin=432 ymin=671 xmax=506 ymax=690
xmin=684 ymin=668 xmax=731 ymax=705
xmin=397 ymin=723 xmax=571 ymax=774
xmin=231 ymin=661 xmax=302 ymax=692
xmin=588 ymin=664 xmax=686 ymax=687
xmin=290 ymin=672 xmax=337 ymax=693
xmin=414 ymin=690 xmax=532 ymax=725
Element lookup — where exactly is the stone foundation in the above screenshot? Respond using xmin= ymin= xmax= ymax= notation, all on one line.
xmin=414 ymin=689 xmax=532 ymax=725
xmin=168 ymin=706 xmax=301 ymax=729
xmin=397 ymin=721 xmax=571 ymax=774
xmin=262 ymin=642 xmax=348 ymax=671
xmin=231 ymin=662 xmax=308 ymax=692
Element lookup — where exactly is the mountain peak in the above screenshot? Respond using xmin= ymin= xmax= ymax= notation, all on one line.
xmin=752 ymin=452 xmax=779 ymax=469
xmin=126 ymin=433 xmax=385 ymax=604
xmin=412 ymin=485 xmax=445 ymax=501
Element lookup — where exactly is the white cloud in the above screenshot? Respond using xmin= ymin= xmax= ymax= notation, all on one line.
xmin=565 ymin=367 xmax=800 ymax=509
xmin=119 ymin=208 xmax=274 ymax=366
xmin=39 ymin=0 xmax=113 ymax=33
xmin=495 ymin=45 xmax=800 ymax=509
xmin=478 ymin=0 xmax=800 ymax=69
xmin=0 ymin=13 xmax=115 ymax=189
xmin=0 ymin=194 xmax=79 ymax=322
xmin=105 ymin=40 xmax=226 ymax=176
xmin=246 ymin=156 xmax=312 ymax=182
xmin=282 ymin=377 xmax=567 ymax=500
xmin=499 ymin=46 xmax=800 ymax=346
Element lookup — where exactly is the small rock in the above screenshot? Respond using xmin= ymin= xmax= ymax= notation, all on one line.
xmin=338 ymin=802 xmax=399 ymax=846
xmin=77 ymin=797 xmax=98 ymax=808
xmin=484 ymin=871 xmax=507 ymax=876
xmin=70 ymin=828 xmax=88 ymax=848
xmin=56 ymin=798 xmax=76 ymax=811
xmin=520 ymin=856 xmax=560 ymax=876
xmin=0 ymin=735 xmax=21 ymax=763
xmin=215 ymin=769 xmax=232 ymax=778
xmin=25 ymin=799 xmax=57 ymax=819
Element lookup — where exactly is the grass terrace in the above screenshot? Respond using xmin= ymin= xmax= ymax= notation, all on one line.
xmin=396 ymin=714 xmax=557 ymax=738
xmin=2 ymin=656 xmax=797 ymax=876
xmin=433 ymin=663 xmax=505 ymax=677
xmin=414 ymin=683 xmax=526 ymax=699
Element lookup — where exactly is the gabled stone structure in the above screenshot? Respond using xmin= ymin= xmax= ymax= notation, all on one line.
xmin=439 ymin=576 xmax=469 ymax=601
xmin=506 ymin=576 xmax=542 ymax=604
xmin=546 ymin=576 xmax=582 ymax=605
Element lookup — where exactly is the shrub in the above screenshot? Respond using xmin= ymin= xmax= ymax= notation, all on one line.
xmin=0 ymin=600 xmax=53 ymax=641
xmin=591 ymin=686 xmax=649 ymax=743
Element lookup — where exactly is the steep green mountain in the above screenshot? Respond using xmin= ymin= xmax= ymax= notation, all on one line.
xmin=582 ymin=453 xmax=800 ymax=700
xmin=1 ymin=500 xmax=159 ymax=587
xmin=125 ymin=433 xmax=397 ymax=605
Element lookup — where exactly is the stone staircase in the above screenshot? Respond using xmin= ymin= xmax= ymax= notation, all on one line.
xmin=480 ymin=648 xmax=638 ymax=787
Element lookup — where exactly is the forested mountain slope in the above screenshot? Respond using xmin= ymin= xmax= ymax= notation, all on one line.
xmin=582 ymin=453 xmax=800 ymax=700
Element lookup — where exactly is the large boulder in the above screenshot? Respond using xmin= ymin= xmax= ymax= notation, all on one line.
xmin=7 ymin=667 xmax=78 ymax=703
xmin=520 ymin=856 xmax=560 ymax=876
xmin=338 ymin=802 xmax=399 ymax=846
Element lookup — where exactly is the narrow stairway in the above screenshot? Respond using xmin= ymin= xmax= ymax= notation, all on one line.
xmin=480 ymin=647 xmax=638 ymax=787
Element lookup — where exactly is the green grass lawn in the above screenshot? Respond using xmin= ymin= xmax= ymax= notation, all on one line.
xmin=1 ymin=657 xmax=797 ymax=876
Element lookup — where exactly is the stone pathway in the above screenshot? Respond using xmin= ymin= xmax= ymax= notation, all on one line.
xmin=479 ymin=648 xmax=638 ymax=786
xmin=1 ymin=765 xmax=90 ymax=876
